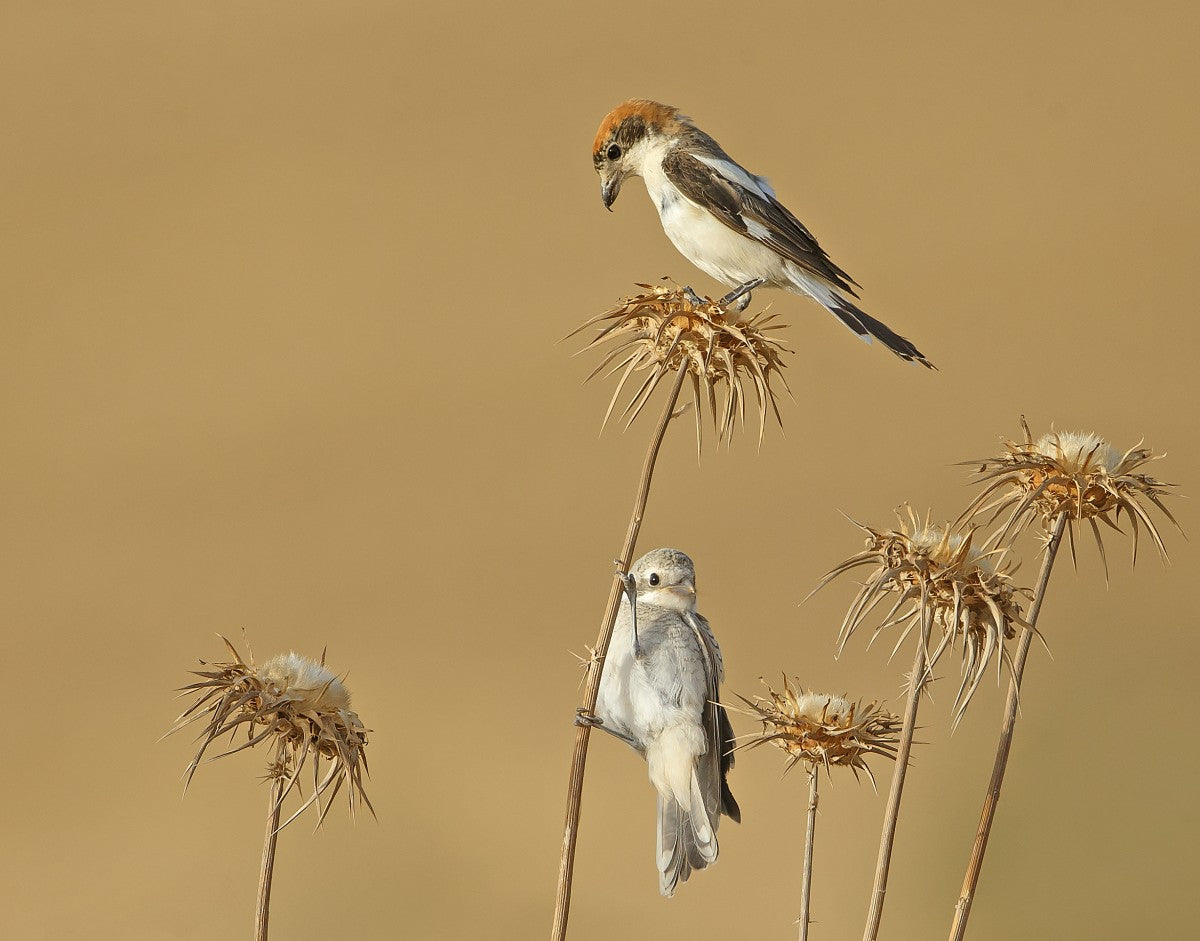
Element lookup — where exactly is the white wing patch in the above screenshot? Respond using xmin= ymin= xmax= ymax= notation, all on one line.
xmin=692 ymin=152 xmax=773 ymax=201
xmin=744 ymin=218 xmax=772 ymax=241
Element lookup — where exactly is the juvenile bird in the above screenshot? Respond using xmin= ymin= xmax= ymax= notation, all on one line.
xmin=590 ymin=548 xmax=740 ymax=896
xmin=592 ymin=99 xmax=932 ymax=367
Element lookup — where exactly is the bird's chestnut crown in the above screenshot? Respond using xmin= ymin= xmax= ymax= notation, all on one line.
xmin=591 ymin=99 xmax=682 ymax=168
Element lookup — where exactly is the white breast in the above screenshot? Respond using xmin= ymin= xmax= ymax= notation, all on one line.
xmin=595 ymin=614 xmax=639 ymax=741
xmin=634 ymin=138 xmax=791 ymax=289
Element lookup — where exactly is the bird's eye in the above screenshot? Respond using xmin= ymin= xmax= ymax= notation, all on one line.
xmin=607 ymin=143 xmax=621 ymax=160
xmin=648 ymin=572 xmax=660 ymax=587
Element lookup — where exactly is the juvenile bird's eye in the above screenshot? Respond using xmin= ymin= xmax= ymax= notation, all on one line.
xmin=648 ymin=572 xmax=660 ymax=587
xmin=607 ymin=143 xmax=621 ymax=160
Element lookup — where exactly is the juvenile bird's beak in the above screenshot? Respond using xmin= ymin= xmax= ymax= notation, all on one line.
xmin=667 ymin=578 xmax=696 ymax=598
xmin=600 ymin=172 xmax=624 ymax=211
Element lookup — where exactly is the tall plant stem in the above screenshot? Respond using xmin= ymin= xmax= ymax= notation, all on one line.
xmin=255 ymin=774 xmax=285 ymax=941
xmin=948 ymin=511 xmax=1068 ymax=940
xmin=863 ymin=603 xmax=932 ymax=941
xmin=799 ymin=763 xmax=819 ymax=941
xmin=550 ymin=365 xmax=689 ymax=941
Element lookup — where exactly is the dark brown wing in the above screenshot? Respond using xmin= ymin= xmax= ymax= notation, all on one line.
xmin=662 ymin=142 xmax=860 ymax=297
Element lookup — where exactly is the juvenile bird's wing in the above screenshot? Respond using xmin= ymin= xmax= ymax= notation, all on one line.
xmin=594 ymin=595 xmax=641 ymax=749
xmin=684 ymin=611 xmax=740 ymax=824
xmin=662 ymin=136 xmax=861 ymax=297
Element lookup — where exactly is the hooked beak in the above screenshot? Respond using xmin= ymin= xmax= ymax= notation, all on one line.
xmin=666 ymin=578 xmax=696 ymax=598
xmin=600 ymin=172 xmax=624 ymax=211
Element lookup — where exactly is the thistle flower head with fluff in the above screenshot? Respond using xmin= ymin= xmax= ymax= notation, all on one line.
xmin=736 ymin=677 xmax=900 ymax=786
xmin=815 ymin=506 xmax=1031 ymax=725
xmin=961 ymin=418 xmax=1181 ymax=568
xmin=569 ymin=281 xmax=791 ymax=448
xmin=170 ymin=637 xmax=373 ymax=828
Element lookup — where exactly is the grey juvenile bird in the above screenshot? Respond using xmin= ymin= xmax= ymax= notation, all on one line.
xmin=591 ymin=548 xmax=740 ymax=896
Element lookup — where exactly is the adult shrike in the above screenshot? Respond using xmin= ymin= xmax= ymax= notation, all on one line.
xmin=592 ymin=99 xmax=932 ymax=368
xmin=587 ymin=548 xmax=740 ymax=896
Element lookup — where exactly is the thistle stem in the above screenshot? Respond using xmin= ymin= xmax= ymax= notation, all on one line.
xmin=255 ymin=774 xmax=285 ymax=941
xmin=799 ymin=763 xmax=819 ymax=941
xmin=863 ymin=603 xmax=932 ymax=941
xmin=948 ymin=511 xmax=1068 ymax=940
xmin=551 ymin=364 xmax=688 ymax=941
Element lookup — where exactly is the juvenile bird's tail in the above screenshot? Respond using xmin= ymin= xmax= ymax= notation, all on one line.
xmin=655 ymin=775 xmax=719 ymax=897
xmin=787 ymin=267 xmax=934 ymax=368
xmin=648 ymin=727 xmax=720 ymax=898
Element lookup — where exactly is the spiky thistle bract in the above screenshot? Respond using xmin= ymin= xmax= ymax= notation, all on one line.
xmin=570 ymin=281 xmax=791 ymax=449
xmin=961 ymin=418 xmax=1181 ymax=571
xmin=736 ymin=677 xmax=900 ymax=785
xmin=170 ymin=636 xmax=373 ymax=829
xmin=815 ymin=507 xmax=1031 ymax=725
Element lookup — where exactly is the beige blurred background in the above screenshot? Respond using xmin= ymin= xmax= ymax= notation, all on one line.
xmin=2 ymin=2 xmax=1197 ymax=938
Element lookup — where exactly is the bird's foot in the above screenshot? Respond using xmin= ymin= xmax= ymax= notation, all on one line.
xmin=718 ymin=278 xmax=766 ymax=312
xmin=574 ymin=708 xmax=604 ymax=729
xmin=613 ymin=565 xmax=636 ymax=605
xmin=682 ymin=285 xmax=704 ymax=308
xmin=576 ymin=710 xmax=638 ymax=747
xmin=613 ymin=564 xmax=642 ymax=660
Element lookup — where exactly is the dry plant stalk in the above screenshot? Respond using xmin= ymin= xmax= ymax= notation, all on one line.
xmin=949 ymin=424 xmax=1180 ymax=940
xmin=170 ymin=637 xmax=372 ymax=941
xmin=814 ymin=506 xmax=1027 ymax=941
xmin=737 ymin=679 xmax=900 ymax=941
xmin=552 ymin=284 xmax=789 ymax=941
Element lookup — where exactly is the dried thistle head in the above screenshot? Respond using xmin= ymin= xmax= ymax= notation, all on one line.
xmin=961 ymin=418 xmax=1181 ymax=568
xmin=170 ymin=637 xmax=373 ymax=828
xmin=815 ymin=506 xmax=1030 ymax=725
xmin=736 ymin=677 xmax=900 ymax=785
xmin=569 ymin=281 xmax=791 ymax=448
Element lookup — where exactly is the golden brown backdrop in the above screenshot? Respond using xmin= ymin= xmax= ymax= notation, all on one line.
xmin=2 ymin=2 xmax=1197 ymax=938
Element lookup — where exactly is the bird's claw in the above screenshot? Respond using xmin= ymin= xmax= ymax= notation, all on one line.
xmin=682 ymin=285 xmax=704 ymax=308
xmin=574 ymin=708 xmax=604 ymax=729
xmin=718 ymin=277 xmax=765 ymax=312
xmin=613 ymin=563 xmax=636 ymax=602
xmin=611 ymin=564 xmax=641 ymax=657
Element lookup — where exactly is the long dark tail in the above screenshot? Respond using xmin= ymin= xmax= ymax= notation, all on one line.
xmin=792 ymin=273 xmax=935 ymax=368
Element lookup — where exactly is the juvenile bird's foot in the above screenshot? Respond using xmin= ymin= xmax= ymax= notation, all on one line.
xmin=614 ymin=566 xmax=642 ymax=660
xmin=682 ymin=285 xmax=704 ymax=308
xmin=576 ymin=709 xmax=637 ymax=746
xmin=614 ymin=566 xmax=636 ymax=605
xmin=574 ymin=707 xmax=604 ymax=728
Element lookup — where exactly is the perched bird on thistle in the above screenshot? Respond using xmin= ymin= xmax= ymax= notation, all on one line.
xmin=592 ymin=99 xmax=932 ymax=367
xmin=584 ymin=548 xmax=740 ymax=896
